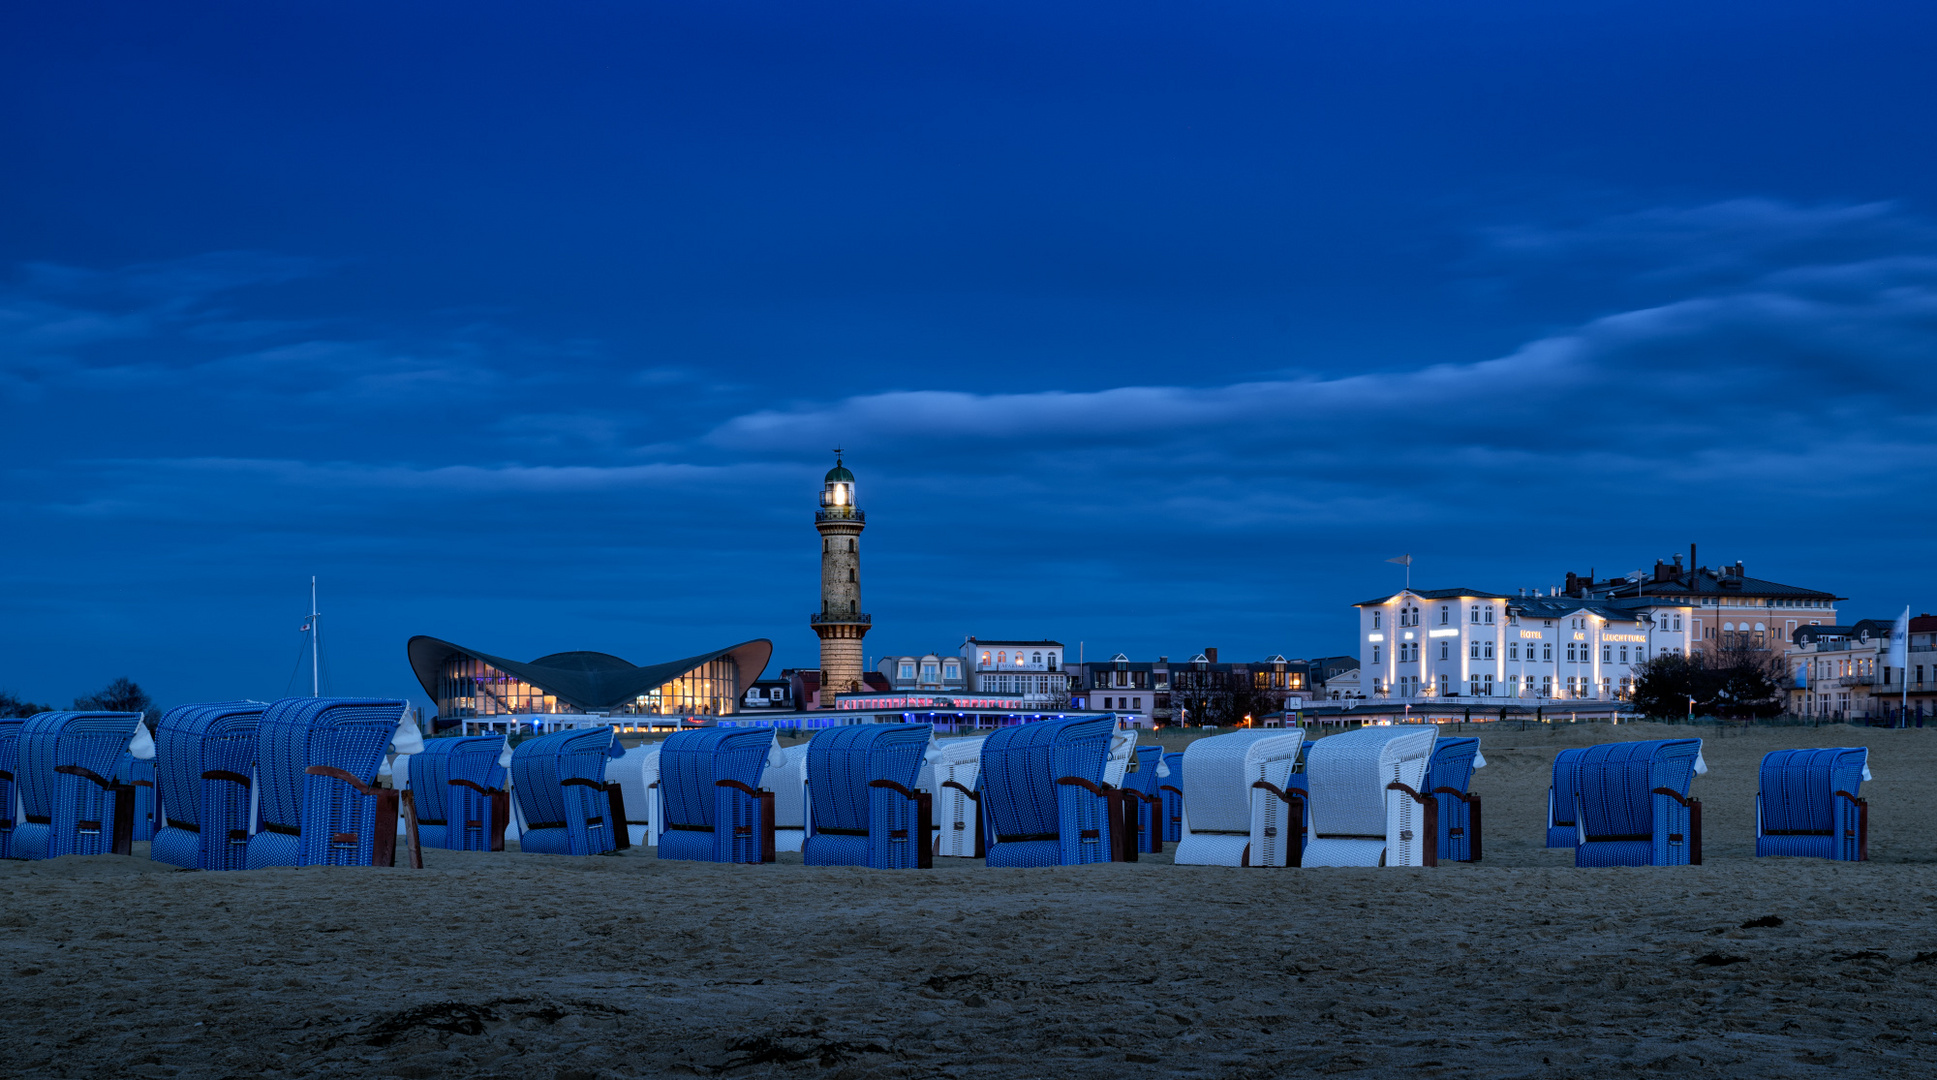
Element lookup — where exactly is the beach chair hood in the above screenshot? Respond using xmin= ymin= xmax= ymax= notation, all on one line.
xmin=1301 ymin=725 xmax=1437 ymax=867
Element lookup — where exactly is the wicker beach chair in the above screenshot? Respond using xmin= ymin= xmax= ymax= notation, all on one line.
xmin=12 ymin=712 xmax=147 ymax=860
xmin=510 ymin=728 xmax=627 ymax=856
xmin=1171 ymin=730 xmax=1304 ymax=867
xmin=408 ymin=735 xmax=510 ymax=851
xmin=244 ymin=698 xmax=410 ymax=868
xmin=767 ymin=743 xmax=813 ymax=853
xmin=1159 ymin=751 xmax=1185 ymax=844
xmin=979 ymin=715 xmax=1122 ymax=867
xmin=1756 ymin=747 xmax=1869 ymax=861
xmin=1546 ymin=747 xmax=1588 ymax=848
xmin=150 ymin=702 xmax=268 ymax=870
xmin=611 ymin=742 xmax=664 ymax=847
xmin=925 ymin=736 xmax=988 ymax=858
xmin=655 ymin=728 xmax=778 ymax=863
xmin=0 ymin=717 xmax=26 ymax=860
xmin=801 ymin=724 xmax=934 ymax=868
xmin=1572 ymin=739 xmax=1705 ymax=868
xmin=1301 ymin=725 xmax=1438 ymax=868
xmin=1424 ymin=737 xmax=1485 ymax=863
xmin=1119 ymin=745 xmax=1168 ymax=855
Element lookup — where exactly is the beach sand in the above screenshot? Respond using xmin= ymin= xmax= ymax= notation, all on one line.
xmin=4 ymin=721 xmax=1936 ymax=1078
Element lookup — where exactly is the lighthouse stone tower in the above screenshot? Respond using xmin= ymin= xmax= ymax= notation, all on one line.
xmin=812 ymin=453 xmax=870 ymax=702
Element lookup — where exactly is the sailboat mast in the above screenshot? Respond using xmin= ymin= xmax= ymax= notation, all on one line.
xmin=310 ymin=575 xmax=320 ymax=698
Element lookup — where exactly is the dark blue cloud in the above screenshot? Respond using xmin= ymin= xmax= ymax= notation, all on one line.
xmin=3 ymin=2 xmax=1936 ymax=709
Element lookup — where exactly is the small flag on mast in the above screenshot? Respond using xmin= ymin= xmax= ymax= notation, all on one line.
xmin=1888 ymin=606 xmax=1909 ymax=671
xmin=300 ymin=622 xmax=311 ymax=632
xmin=1385 ymin=554 xmax=1412 ymax=566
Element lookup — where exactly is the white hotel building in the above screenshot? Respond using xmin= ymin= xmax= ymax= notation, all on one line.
xmin=1356 ymin=588 xmax=1695 ymax=702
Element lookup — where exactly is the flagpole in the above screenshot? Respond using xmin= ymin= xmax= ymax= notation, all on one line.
xmin=310 ymin=576 xmax=320 ymax=698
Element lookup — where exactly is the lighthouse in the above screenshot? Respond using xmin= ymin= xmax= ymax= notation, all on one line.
xmin=811 ymin=452 xmax=870 ymax=702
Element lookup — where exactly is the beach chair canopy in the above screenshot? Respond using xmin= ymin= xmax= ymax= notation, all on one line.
xmin=1757 ymin=747 xmax=1869 ymax=861
xmin=511 ymin=727 xmax=624 ymax=856
xmin=978 ymin=715 xmax=1117 ymax=868
xmin=1172 ymin=729 xmax=1303 ymax=867
xmin=802 ymin=723 xmax=933 ymax=867
xmin=1425 ymin=737 xmax=1485 ymax=862
xmin=1301 ymin=725 xmax=1437 ymax=868
xmin=245 ymin=697 xmax=409 ymax=868
xmin=409 ymin=735 xmax=510 ymax=851
xmin=655 ymin=727 xmax=777 ymax=862
xmin=13 ymin=712 xmax=148 ymax=860
xmin=1546 ymin=747 xmax=1589 ymax=848
xmin=1573 ymin=738 xmax=1705 ymax=868
xmin=150 ymin=701 xmax=268 ymax=870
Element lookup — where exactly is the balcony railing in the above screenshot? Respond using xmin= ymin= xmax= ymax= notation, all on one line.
xmin=815 ymin=508 xmax=865 ymax=524
xmin=809 ymin=612 xmax=872 ymax=625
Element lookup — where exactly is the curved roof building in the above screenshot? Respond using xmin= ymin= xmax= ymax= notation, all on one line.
xmin=407 ymin=636 xmax=772 ymax=730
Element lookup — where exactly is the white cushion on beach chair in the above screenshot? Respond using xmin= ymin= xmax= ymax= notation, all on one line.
xmin=612 ymin=743 xmax=664 ymax=847
xmin=1172 ymin=730 xmax=1304 ymax=867
xmin=767 ymin=743 xmax=812 ymax=853
xmin=1302 ymin=725 xmax=1437 ymax=868
xmin=925 ymin=736 xmax=987 ymax=858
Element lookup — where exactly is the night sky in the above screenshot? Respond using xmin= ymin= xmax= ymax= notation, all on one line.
xmin=5 ymin=2 xmax=1935 ymax=712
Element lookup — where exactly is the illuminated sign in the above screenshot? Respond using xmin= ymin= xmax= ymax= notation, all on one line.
xmin=1428 ymin=629 xmax=1459 ymax=638
xmin=1601 ymin=634 xmax=1646 ymax=643
xmin=1573 ymin=632 xmax=1585 ymax=641
xmin=1367 ymin=633 xmax=1385 ymax=642
xmin=835 ymin=695 xmax=1028 ymax=711
xmin=1518 ymin=630 xmax=1545 ymax=639
xmin=1403 ymin=631 xmax=1415 ymax=640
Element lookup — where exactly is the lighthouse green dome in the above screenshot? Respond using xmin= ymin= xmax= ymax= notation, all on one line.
xmin=824 ymin=461 xmax=855 ymax=483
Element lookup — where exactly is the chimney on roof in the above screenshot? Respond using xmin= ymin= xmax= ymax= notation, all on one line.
xmin=1653 ymin=560 xmax=1674 ymax=583
xmin=1734 ymin=560 xmax=1745 ymax=578
xmin=1690 ymin=542 xmax=1697 ymax=571
xmin=1204 ymin=647 xmax=1218 ymax=664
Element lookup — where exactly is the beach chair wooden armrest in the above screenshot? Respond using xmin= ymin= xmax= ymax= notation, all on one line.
xmin=0 ymin=770 xmax=12 ymax=782
xmin=1647 ymin=788 xmax=1701 ymax=866
xmin=448 ymin=778 xmax=495 ymax=796
xmin=306 ymin=765 xmax=379 ymax=796
xmin=1385 ymin=782 xmax=1439 ymax=868
xmin=1053 ymin=776 xmax=1110 ymax=797
xmin=1431 ymin=786 xmax=1477 ymax=804
xmin=1158 ymin=784 xmax=1182 ymax=796
xmin=558 ymin=777 xmax=605 ymax=790
xmin=940 ymin=780 xmax=979 ymax=801
xmin=54 ymin=764 xmax=115 ymax=791
xmin=202 ymin=769 xmax=252 ymax=787
xmin=868 ymin=778 xmax=918 ymax=799
xmin=1649 ymin=787 xmax=1695 ymax=807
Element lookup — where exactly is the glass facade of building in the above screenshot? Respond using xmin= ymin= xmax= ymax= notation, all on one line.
xmin=435 ymin=655 xmax=741 ymax=720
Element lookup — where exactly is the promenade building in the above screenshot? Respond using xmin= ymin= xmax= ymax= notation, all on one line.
xmin=1789 ymin=616 xmax=1936 ymax=721
xmin=875 ymin=652 xmax=968 ymax=691
xmin=961 ymin=637 xmax=1071 ymax=705
xmin=1580 ymin=548 xmax=1841 ymax=651
xmin=1354 ymin=589 xmax=1689 ymax=703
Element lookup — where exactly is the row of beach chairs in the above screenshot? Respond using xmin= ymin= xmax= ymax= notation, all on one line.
xmin=1 ymin=704 xmax=1875 ymax=871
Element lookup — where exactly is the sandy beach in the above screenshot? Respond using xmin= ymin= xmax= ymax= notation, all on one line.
xmin=4 ymin=721 xmax=1936 ymax=1078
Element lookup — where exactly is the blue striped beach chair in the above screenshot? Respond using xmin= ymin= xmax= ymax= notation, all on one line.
xmin=244 ymin=698 xmax=408 ymax=869
xmin=979 ymin=715 xmax=1121 ymax=868
xmin=1546 ymin=747 xmax=1588 ymax=848
xmin=0 ymin=717 xmax=24 ymax=860
xmin=13 ymin=712 xmax=145 ymax=860
xmin=1425 ymin=737 xmax=1484 ymax=863
xmin=655 ymin=728 xmax=776 ymax=863
xmin=151 ymin=701 xmax=269 ymax=871
xmin=802 ymin=724 xmax=934 ymax=869
xmin=1756 ymin=748 xmax=1869 ymax=861
xmin=409 ymin=735 xmax=510 ymax=851
xmin=1573 ymin=739 xmax=1704 ymax=868
xmin=1120 ymin=745 xmax=1167 ymax=855
xmin=510 ymin=729 xmax=627 ymax=856
xmin=1159 ymin=751 xmax=1185 ymax=844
